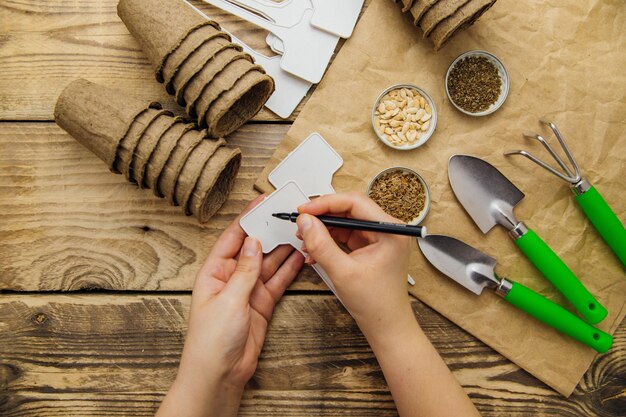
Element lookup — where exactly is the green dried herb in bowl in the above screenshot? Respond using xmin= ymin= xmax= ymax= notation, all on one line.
xmin=445 ymin=50 xmax=509 ymax=116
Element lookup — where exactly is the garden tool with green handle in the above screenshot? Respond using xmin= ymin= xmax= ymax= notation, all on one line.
xmin=418 ymin=234 xmax=612 ymax=353
xmin=505 ymin=119 xmax=626 ymax=267
xmin=448 ymin=154 xmax=608 ymax=324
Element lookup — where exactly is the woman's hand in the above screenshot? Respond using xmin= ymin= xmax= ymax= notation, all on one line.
xmin=157 ymin=195 xmax=304 ymax=417
xmin=297 ymin=192 xmax=480 ymax=417
xmin=296 ymin=192 xmax=414 ymax=339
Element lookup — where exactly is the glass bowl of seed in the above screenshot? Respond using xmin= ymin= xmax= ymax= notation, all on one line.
xmin=367 ymin=166 xmax=431 ymax=225
xmin=445 ymin=50 xmax=509 ymax=116
xmin=371 ymin=84 xmax=437 ymax=150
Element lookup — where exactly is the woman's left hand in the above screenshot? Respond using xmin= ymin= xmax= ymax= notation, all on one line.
xmin=157 ymin=195 xmax=304 ymax=417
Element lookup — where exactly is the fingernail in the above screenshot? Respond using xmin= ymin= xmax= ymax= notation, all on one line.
xmin=243 ymin=237 xmax=259 ymax=257
xmin=298 ymin=214 xmax=313 ymax=232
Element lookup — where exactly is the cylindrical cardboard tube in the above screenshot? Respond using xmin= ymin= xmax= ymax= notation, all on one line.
xmin=206 ymin=70 xmax=274 ymax=138
xmin=175 ymin=138 xmax=225 ymax=213
xmin=54 ymin=79 xmax=154 ymax=171
xmin=190 ymin=146 xmax=242 ymax=223
xmin=117 ymin=0 xmax=219 ymax=81
xmin=146 ymin=122 xmax=196 ymax=195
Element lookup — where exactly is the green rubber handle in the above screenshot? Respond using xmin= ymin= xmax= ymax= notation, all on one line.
xmin=505 ymin=281 xmax=612 ymax=353
xmin=575 ymin=185 xmax=626 ymax=267
xmin=516 ymin=228 xmax=607 ymax=324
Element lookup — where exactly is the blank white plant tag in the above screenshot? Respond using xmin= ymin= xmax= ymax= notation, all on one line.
xmin=184 ymin=1 xmax=312 ymax=118
xmin=228 ymin=33 xmax=312 ymax=118
xmin=240 ymin=181 xmax=308 ymax=253
xmin=250 ymin=0 xmax=363 ymax=39
xmin=310 ymin=0 xmax=364 ymax=38
xmin=239 ymin=181 xmax=339 ymax=295
xmin=203 ymin=0 xmax=339 ymax=83
xmin=269 ymin=132 xmax=343 ymax=197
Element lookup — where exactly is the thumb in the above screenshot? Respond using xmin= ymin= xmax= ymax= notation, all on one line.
xmin=297 ymin=214 xmax=350 ymax=278
xmin=222 ymin=237 xmax=262 ymax=302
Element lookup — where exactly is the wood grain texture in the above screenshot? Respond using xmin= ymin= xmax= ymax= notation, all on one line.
xmin=0 ymin=0 xmax=313 ymax=121
xmin=1 ymin=294 xmax=623 ymax=416
xmin=0 ymin=122 xmax=323 ymax=291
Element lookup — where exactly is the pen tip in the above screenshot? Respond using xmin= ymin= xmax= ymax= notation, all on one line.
xmin=271 ymin=213 xmax=279 ymax=218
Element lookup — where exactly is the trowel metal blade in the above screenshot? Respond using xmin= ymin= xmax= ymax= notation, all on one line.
xmin=418 ymin=235 xmax=500 ymax=295
xmin=448 ymin=155 xmax=525 ymax=233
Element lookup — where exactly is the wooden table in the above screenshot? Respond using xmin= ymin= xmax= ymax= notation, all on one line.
xmin=1 ymin=1 xmax=624 ymax=415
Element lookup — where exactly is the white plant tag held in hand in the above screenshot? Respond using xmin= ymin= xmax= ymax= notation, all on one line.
xmin=240 ymin=181 xmax=308 ymax=253
xmin=239 ymin=181 xmax=340 ymax=295
xmin=269 ymin=132 xmax=343 ymax=197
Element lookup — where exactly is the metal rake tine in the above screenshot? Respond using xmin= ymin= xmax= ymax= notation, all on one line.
xmin=522 ymin=131 xmax=576 ymax=178
xmin=504 ymin=149 xmax=576 ymax=182
xmin=539 ymin=119 xmax=581 ymax=179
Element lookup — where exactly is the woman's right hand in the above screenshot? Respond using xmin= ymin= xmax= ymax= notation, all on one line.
xmin=296 ymin=192 xmax=414 ymax=338
xmin=297 ymin=193 xmax=481 ymax=417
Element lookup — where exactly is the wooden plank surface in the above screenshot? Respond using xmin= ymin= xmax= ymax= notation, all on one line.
xmin=1 ymin=294 xmax=624 ymax=417
xmin=0 ymin=122 xmax=322 ymax=291
xmin=1 ymin=0 xmax=625 ymax=414
xmin=0 ymin=0 xmax=312 ymax=121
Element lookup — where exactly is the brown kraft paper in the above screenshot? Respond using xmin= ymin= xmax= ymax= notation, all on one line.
xmin=255 ymin=0 xmax=626 ymax=396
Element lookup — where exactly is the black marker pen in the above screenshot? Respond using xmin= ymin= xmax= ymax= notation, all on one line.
xmin=272 ymin=212 xmax=427 ymax=238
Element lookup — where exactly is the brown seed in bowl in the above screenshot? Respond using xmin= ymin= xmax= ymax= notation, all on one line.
xmin=369 ymin=170 xmax=426 ymax=223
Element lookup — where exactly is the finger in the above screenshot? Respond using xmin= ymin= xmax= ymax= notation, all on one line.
xmin=192 ymin=273 xmax=227 ymax=302
xmin=265 ymin=250 xmax=305 ymax=302
xmin=329 ymin=227 xmax=352 ymax=244
xmin=250 ymin=312 xmax=269 ymax=354
xmin=208 ymin=195 xmax=266 ymax=262
xmin=345 ymin=230 xmax=371 ymax=251
xmin=297 ymin=192 xmax=393 ymax=222
xmin=221 ymin=237 xmax=263 ymax=302
xmin=297 ymin=214 xmax=352 ymax=277
xmin=248 ymin=280 xmax=276 ymax=321
xmin=326 ymin=224 xmax=371 ymax=251
xmin=260 ymin=244 xmax=294 ymax=282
